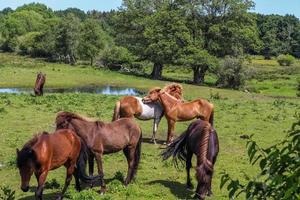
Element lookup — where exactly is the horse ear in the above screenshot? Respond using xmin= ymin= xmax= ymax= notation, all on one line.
xmin=16 ymin=148 xmax=20 ymax=155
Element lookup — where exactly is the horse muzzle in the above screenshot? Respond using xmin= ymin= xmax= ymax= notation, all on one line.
xmin=21 ymin=186 xmax=29 ymax=192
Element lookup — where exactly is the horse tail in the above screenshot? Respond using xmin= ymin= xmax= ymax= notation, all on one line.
xmin=77 ymin=139 xmax=100 ymax=183
xmin=161 ymin=131 xmax=188 ymax=168
xmin=196 ymin=123 xmax=213 ymax=190
xmin=131 ymin=130 xmax=142 ymax=181
xmin=112 ymin=101 xmax=121 ymax=121
xmin=209 ymin=107 xmax=214 ymax=127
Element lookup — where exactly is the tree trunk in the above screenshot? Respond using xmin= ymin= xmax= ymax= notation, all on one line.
xmin=151 ymin=62 xmax=163 ymax=80
xmin=90 ymin=57 xmax=93 ymax=66
xmin=193 ymin=66 xmax=207 ymax=84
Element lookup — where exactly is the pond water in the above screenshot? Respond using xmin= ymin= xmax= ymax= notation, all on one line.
xmin=0 ymin=86 xmax=144 ymax=96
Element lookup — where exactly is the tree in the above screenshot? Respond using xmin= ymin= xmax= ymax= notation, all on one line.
xmin=143 ymin=5 xmax=191 ymax=79
xmin=55 ymin=8 xmax=87 ymax=21
xmin=55 ymin=13 xmax=81 ymax=64
xmin=221 ymin=114 xmax=300 ymax=199
xmin=79 ymin=19 xmax=106 ymax=65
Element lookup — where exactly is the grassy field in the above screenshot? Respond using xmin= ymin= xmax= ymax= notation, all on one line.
xmin=0 ymin=53 xmax=299 ymax=199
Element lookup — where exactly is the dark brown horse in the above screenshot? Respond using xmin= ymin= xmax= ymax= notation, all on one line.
xmin=112 ymin=83 xmax=183 ymax=144
xmin=55 ymin=112 xmax=142 ymax=193
xmin=34 ymin=72 xmax=46 ymax=96
xmin=162 ymin=120 xmax=219 ymax=200
xmin=16 ymin=129 xmax=97 ymax=200
xmin=143 ymin=88 xmax=214 ymax=144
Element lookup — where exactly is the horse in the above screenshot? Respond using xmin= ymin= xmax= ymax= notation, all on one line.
xmin=112 ymin=83 xmax=183 ymax=144
xmin=16 ymin=129 xmax=98 ymax=200
xmin=142 ymin=88 xmax=214 ymax=144
xmin=34 ymin=72 xmax=46 ymax=96
xmin=55 ymin=111 xmax=142 ymax=193
xmin=161 ymin=120 xmax=219 ymax=200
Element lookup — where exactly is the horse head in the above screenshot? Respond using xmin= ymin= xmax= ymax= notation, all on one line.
xmin=142 ymin=87 xmax=161 ymax=103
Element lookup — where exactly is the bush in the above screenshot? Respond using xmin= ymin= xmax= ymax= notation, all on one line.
xmin=221 ymin=113 xmax=300 ymax=200
xmin=100 ymin=46 xmax=136 ymax=68
xmin=277 ymin=54 xmax=295 ymax=66
xmin=215 ymin=57 xmax=246 ymax=89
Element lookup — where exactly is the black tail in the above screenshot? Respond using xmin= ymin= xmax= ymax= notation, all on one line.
xmin=77 ymin=139 xmax=100 ymax=183
xmin=161 ymin=131 xmax=188 ymax=168
xmin=209 ymin=110 xmax=214 ymax=127
xmin=131 ymin=132 xmax=142 ymax=181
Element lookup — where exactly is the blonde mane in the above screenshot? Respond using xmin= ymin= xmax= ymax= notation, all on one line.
xmin=162 ymin=83 xmax=184 ymax=101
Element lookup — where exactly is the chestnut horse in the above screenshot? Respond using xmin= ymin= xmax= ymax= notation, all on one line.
xmin=162 ymin=120 xmax=219 ymax=200
xmin=34 ymin=72 xmax=46 ymax=96
xmin=143 ymin=88 xmax=214 ymax=144
xmin=16 ymin=129 xmax=98 ymax=200
xmin=112 ymin=83 xmax=183 ymax=144
xmin=56 ymin=111 xmax=142 ymax=193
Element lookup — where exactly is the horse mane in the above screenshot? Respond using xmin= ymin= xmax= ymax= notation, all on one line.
xmin=147 ymin=87 xmax=161 ymax=94
xmin=57 ymin=111 xmax=97 ymax=122
xmin=16 ymin=132 xmax=48 ymax=168
xmin=162 ymin=83 xmax=184 ymax=101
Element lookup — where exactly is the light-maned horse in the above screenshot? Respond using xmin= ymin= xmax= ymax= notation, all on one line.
xmin=34 ymin=72 xmax=46 ymax=96
xmin=55 ymin=111 xmax=142 ymax=193
xmin=112 ymin=83 xmax=183 ymax=144
xmin=162 ymin=120 xmax=219 ymax=200
xmin=143 ymin=88 xmax=214 ymax=144
xmin=16 ymin=129 xmax=98 ymax=200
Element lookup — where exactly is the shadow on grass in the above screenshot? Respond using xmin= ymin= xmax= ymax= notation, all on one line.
xmin=19 ymin=192 xmax=57 ymax=200
xmin=148 ymin=179 xmax=194 ymax=199
xmin=142 ymin=137 xmax=166 ymax=145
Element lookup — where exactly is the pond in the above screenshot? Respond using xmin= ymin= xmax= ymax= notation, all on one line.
xmin=0 ymin=85 xmax=144 ymax=96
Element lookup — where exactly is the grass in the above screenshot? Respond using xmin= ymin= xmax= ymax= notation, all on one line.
xmin=0 ymin=53 xmax=299 ymax=199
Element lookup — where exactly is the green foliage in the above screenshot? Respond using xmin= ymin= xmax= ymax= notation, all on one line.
xmin=101 ymin=46 xmax=136 ymax=67
xmin=79 ymin=19 xmax=106 ymax=65
xmin=0 ymin=185 xmax=15 ymax=200
xmin=297 ymin=78 xmax=300 ymax=97
xmin=215 ymin=57 xmax=246 ymax=89
xmin=221 ymin=114 xmax=300 ymax=199
xmin=277 ymin=54 xmax=295 ymax=66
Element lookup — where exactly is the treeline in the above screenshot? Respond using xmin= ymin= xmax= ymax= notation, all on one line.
xmin=0 ymin=1 xmax=299 ymax=86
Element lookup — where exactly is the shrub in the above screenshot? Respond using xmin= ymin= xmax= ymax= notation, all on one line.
xmin=100 ymin=46 xmax=136 ymax=69
xmin=215 ymin=57 xmax=246 ymax=89
xmin=221 ymin=113 xmax=300 ymax=200
xmin=277 ymin=54 xmax=295 ymax=66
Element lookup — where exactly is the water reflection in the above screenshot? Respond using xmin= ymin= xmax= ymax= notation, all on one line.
xmin=0 ymin=86 xmax=144 ymax=96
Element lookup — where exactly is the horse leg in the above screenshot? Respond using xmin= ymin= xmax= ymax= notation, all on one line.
xmin=124 ymin=146 xmax=135 ymax=185
xmin=56 ymin=164 xmax=75 ymax=200
xmin=35 ymin=170 xmax=48 ymax=200
xmin=94 ymin=152 xmax=106 ymax=194
xmin=167 ymin=119 xmax=176 ymax=144
xmin=73 ymin=167 xmax=81 ymax=191
xmin=152 ymin=118 xmax=160 ymax=144
xmin=186 ymin=151 xmax=193 ymax=189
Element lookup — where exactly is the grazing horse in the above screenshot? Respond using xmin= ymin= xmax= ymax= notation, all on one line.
xmin=55 ymin=111 xmax=142 ymax=193
xmin=142 ymin=88 xmax=214 ymax=144
xmin=34 ymin=72 xmax=46 ymax=96
xmin=162 ymin=120 xmax=219 ymax=200
xmin=112 ymin=83 xmax=183 ymax=144
xmin=16 ymin=129 xmax=97 ymax=200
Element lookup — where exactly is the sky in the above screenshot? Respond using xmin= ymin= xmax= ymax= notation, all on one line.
xmin=0 ymin=0 xmax=299 ymax=18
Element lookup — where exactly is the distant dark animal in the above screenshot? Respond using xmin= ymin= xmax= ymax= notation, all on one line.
xmin=112 ymin=83 xmax=183 ymax=144
xmin=162 ymin=120 xmax=219 ymax=200
xmin=143 ymin=88 xmax=214 ymax=145
xmin=16 ymin=129 xmax=98 ymax=200
xmin=34 ymin=72 xmax=46 ymax=96
xmin=56 ymin=111 xmax=142 ymax=194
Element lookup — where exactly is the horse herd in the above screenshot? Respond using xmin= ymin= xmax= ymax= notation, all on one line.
xmin=16 ymin=73 xmax=219 ymax=200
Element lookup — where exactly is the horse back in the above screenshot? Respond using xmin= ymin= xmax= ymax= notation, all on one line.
xmin=119 ymin=96 xmax=143 ymax=118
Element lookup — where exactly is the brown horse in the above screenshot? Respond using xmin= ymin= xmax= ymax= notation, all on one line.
xmin=162 ymin=120 xmax=219 ymax=200
xmin=143 ymin=88 xmax=214 ymax=144
xmin=112 ymin=83 xmax=183 ymax=144
xmin=34 ymin=72 xmax=46 ymax=96
xmin=16 ymin=129 xmax=97 ymax=200
xmin=55 ymin=111 xmax=142 ymax=193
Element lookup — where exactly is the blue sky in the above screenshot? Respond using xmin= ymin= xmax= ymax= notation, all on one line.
xmin=0 ymin=0 xmax=299 ymax=18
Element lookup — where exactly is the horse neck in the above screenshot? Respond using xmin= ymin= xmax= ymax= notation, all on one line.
xmin=159 ymin=92 xmax=179 ymax=112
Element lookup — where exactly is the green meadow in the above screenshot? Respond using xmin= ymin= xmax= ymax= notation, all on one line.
xmin=0 ymin=53 xmax=299 ymax=199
